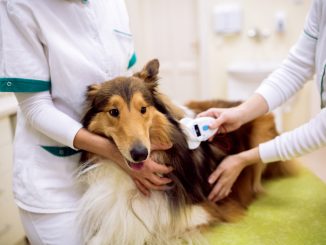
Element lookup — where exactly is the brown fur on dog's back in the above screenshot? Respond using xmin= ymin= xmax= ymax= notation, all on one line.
xmin=186 ymin=100 xmax=242 ymax=112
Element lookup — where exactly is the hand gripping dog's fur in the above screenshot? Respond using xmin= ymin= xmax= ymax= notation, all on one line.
xmin=77 ymin=59 xmax=296 ymax=245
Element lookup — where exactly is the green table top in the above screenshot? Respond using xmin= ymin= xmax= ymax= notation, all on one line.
xmin=206 ymin=167 xmax=326 ymax=245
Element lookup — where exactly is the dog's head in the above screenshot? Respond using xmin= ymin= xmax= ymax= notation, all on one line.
xmin=83 ymin=59 xmax=175 ymax=169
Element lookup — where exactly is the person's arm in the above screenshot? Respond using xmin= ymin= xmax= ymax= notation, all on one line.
xmin=209 ymin=104 xmax=326 ymax=202
xmin=15 ymin=91 xmax=172 ymax=195
xmin=250 ymin=0 xmax=322 ymax=163
xmin=15 ymin=92 xmax=83 ymax=149
xmin=259 ymin=107 xmax=326 ymax=163
xmin=255 ymin=0 xmax=319 ymax=112
xmin=208 ymin=147 xmax=260 ymax=202
xmin=205 ymin=0 xmax=321 ymax=201
xmin=1 ymin=1 xmax=172 ymax=195
xmin=198 ymin=94 xmax=269 ymax=132
xmin=73 ymin=128 xmax=173 ymax=195
xmin=200 ymin=0 xmax=319 ymax=132
xmin=200 ymin=28 xmax=317 ymax=132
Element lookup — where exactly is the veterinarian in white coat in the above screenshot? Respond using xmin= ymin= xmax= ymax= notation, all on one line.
xmin=199 ymin=0 xmax=326 ymax=202
xmin=0 ymin=0 xmax=172 ymax=244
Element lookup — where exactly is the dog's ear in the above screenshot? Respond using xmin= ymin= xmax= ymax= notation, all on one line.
xmin=133 ymin=59 xmax=159 ymax=85
xmin=86 ymin=83 xmax=102 ymax=102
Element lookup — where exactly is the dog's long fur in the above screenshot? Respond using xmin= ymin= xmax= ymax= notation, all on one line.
xmin=77 ymin=59 xmax=297 ymax=245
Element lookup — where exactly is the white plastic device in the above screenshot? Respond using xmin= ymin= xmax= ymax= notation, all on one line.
xmin=179 ymin=117 xmax=218 ymax=150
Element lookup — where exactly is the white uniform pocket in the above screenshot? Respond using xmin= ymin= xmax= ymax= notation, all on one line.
xmin=113 ymin=29 xmax=135 ymax=70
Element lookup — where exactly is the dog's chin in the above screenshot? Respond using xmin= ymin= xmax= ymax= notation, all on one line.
xmin=127 ymin=160 xmax=144 ymax=170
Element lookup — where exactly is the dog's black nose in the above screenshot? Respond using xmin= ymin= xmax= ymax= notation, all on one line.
xmin=130 ymin=145 xmax=148 ymax=162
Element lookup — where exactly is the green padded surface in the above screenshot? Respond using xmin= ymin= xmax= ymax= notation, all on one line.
xmin=205 ymin=167 xmax=326 ymax=245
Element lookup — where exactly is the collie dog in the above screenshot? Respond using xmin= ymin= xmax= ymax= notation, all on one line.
xmin=77 ymin=59 xmax=296 ymax=245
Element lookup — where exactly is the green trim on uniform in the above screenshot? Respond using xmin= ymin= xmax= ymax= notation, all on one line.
xmin=320 ymin=64 xmax=326 ymax=108
xmin=41 ymin=146 xmax=81 ymax=157
xmin=0 ymin=78 xmax=51 ymax=92
xmin=128 ymin=53 xmax=137 ymax=69
xmin=303 ymin=29 xmax=318 ymax=40
xmin=113 ymin=29 xmax=132 ymax=38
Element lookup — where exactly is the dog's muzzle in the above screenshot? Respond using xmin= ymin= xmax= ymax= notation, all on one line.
xmin=130 ymin=144 xmax=148 ymax=162
xmin=126 ymin=142 xmax=149 ymax=170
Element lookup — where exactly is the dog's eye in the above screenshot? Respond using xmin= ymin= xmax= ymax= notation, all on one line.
xmin=140 ymin=107 xmax=147 ymax=114
xmin=108 ymin=109 xmax=119 ymax=117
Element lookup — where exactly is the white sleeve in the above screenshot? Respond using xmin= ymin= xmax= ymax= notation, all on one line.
xmin=15 ymin=92 xmax=83 ymax=150
xmin=0 ymin=1 xmax=51 ymax=91
xmin=259 ymin=108 xmax=326 ymax=163
xmin=255 ymin=0 xmax=319 ymax=111
xmin=2 ymin=2 xmax=83 ymax=150
xmin=256 ymin=0 xmax=324 ymax=163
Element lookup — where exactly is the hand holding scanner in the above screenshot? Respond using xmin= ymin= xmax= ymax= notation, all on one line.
xmin=179 ymin=117 xmax=218 ymax=150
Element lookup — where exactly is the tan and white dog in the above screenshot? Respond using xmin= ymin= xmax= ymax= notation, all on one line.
xmin=77 ymin=59 xmax=296 ymax=245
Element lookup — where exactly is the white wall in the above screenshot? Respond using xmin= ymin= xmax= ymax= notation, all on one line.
xmin=208 ymin=0 xmax=310 ymax=94
xmin=125 ymin=0 xmax=202 ymax=104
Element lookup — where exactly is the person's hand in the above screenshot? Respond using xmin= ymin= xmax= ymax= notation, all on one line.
xmin=208 ymin=154 xmax=246 ymax=202
xmin=131 ymin=159 xmax=173 ymax=196
xmin=208 ymin=147 xmax=260 ymax=202
xmin=197 ymin=107 xmax=245 ymax=134
xmin=131 ymin=142 xmax=173 ymax=196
